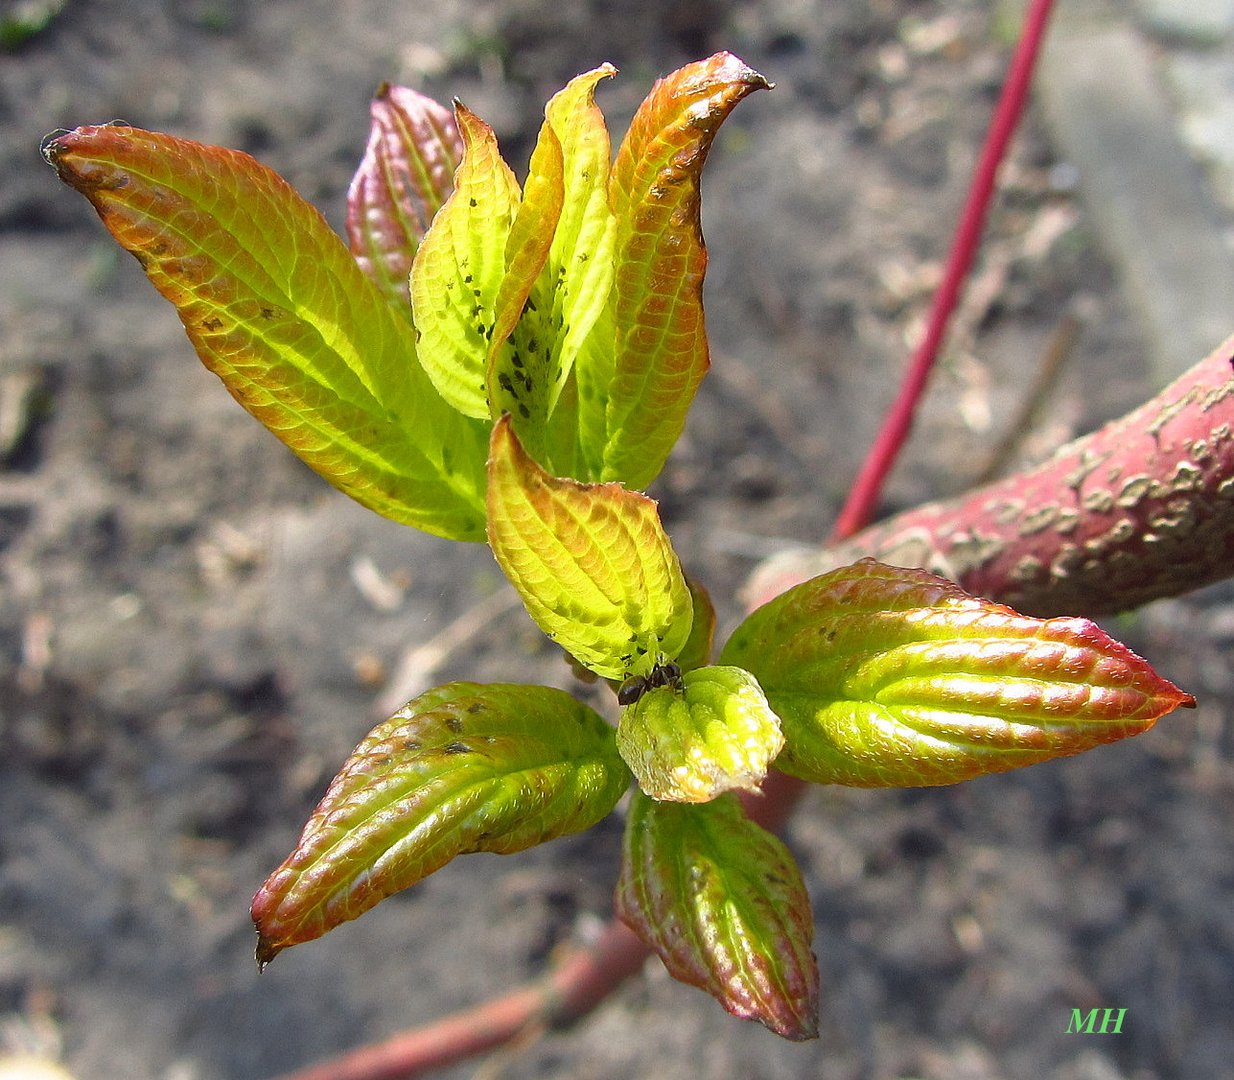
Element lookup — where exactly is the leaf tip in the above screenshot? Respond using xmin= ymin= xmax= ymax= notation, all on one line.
xmin=254 ymin=934 xmax=280 ymax=973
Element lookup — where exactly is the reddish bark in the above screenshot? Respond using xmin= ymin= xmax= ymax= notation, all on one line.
xmin=748 ymin=335 xmax=1234 ymax=616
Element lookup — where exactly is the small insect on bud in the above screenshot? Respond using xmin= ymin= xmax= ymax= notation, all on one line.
xmin=617 ymin=661 xmax=684 ymax=706
xmin=646 ymin=661 xmax=683 ymax=691
xmin=617 ymin=674 xmax=650 ymax=706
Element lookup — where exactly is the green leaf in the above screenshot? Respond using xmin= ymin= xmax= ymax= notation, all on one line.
xmin=617 ymin=666 xmax=783 ymax=803
xmin=486 ymin=414 xmax=692 ymax=680
xmin=601 ymin=53 xmax=770 ymax=489
xmin=722 ymin=559 xmax=1197 ymax=787
xmin=47 ymin=125 xmax=488 ymax=541
xmin=678 ymin=574 xmax=717 ymax=672
xmin=616 ymin=791 xmax=818 ymax=1040
xmin=488 ymin=65 xmax=619 ymax=477
xmin=347 ymin=83 xmax=463 ymax=313
xmin=410 ymin=104 xmax=519 ymax=418
xmin=484 ymin=104 xmax=567 ymax=463
xmin=251 ymin=682 xmax=630 ymax=965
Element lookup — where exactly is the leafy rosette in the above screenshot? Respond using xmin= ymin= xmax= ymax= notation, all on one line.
xmin=49 ymin=55 xmax=768 ymax=544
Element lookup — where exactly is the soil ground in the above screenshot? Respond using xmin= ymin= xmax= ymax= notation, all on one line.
xmin=2 ymin=1 xmax=1232 ymax=1078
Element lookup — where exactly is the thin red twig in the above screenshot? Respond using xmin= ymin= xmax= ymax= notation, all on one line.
xmin=268 ymin=6 xmax=1058 ymax=1078
xmin=830 ymin=0 xmax=1057 ymax=542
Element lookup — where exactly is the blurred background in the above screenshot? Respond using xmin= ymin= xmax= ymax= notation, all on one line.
xmin=1 ymin=1 xmax=1232 ymax=1077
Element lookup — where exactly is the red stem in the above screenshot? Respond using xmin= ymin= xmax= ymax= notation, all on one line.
xmin=830 ymin=0 xmax=1057 ymax=542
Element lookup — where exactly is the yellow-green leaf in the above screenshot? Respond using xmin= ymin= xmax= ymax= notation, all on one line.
xmin=616 ymin=791 xmax=818 ymax=1040
xmin=410 ymin=104 xmax=519 ymax=418
xmin=486 ymin=415 xmax=691 ymax=679
xmin=617 ymin=665 xmax=783 ymax=803
xmin=47 ymin=125 xmax=488 ymax=541
xmin=601 ymin=53 xmax=770 ymax=489
xmin=722 ymin=559 xmax=1196 ymax=787
xmin=251 ymin=682 xmax=630 ymax=966
xmin=487 ymin=65 xmax=619 ymax=476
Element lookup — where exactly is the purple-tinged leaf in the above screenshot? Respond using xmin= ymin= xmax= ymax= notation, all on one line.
xmin=616 ymin=791 xmax=819 ymax=1040
xmin=601 ymin=53 xmax=770 ymax=489
xmin=252 ymin=682 xmax=630 ymax=966
xmin=347 ymin=83 xmax=463 ymax=312
xmin=722 ymin=559 xmax=1196 ymax=787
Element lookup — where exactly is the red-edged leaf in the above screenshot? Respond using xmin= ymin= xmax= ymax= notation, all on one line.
xmin=252 ymin=682 xmax=630 ymax=966
xmin=346 ymin=83 xmax=463 ymax=312
xmin=47 ymin=125 xmax=488 ymax=540
xmin=616 ymin=791 xmax=819 ymax=1040
xmin=486 ymin=415 xmax=692 ymax=679
xmin=601 ymin=53 xmax=770 ymax=489
xmin=722 ymin=559 xmax=1196 ymax=787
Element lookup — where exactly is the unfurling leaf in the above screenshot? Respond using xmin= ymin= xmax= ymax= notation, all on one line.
xmin=489 ymin=64 xmax=618 ymax=474
xmin=47 ymin=125 xmax=488 ymax=541
xmin=410 ymin=104 xmax=520 ymax=418
xmin=601 ymin=52 xmax=770 ymax=489
xmin=251 ymin=682 xmax=630 ymax=966
xmin=486 ymin=415 xmax=692 ymax=679
xmin=616 ymin=791 xmax=818 ymax=1040
xmin=722 ymin=559 xmax=1196 ymax=787
xmin=617 ymin=666 xmax=782 ymax=802
xmin=347 ymin=83 xmax=463 ymax=312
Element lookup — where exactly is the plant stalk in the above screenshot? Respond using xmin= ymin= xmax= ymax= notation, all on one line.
xmin=830 ymin=0 xmax=1056 ymax=540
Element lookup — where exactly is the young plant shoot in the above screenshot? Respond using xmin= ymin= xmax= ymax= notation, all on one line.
xmin=47 ymin=53 xmax=1195 ymax=1040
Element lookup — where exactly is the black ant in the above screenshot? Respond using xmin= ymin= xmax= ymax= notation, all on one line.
xmin=617 ymin=660 xmax=683 ymax=706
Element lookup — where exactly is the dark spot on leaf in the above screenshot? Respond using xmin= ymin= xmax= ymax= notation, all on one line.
xmin=403 ymin=739 xmax=422 ymax=752
xmin=518 ymin=403 xmax=530 ymax=418
xmin=498 ymin=372 xmax=514 ymax=393
xmin=577 ymin=252 xmax=588 ymax=263
xmin=444 ymin=741 xmax=472 ymax=754
xmin=260 ymin=306 xmax=276 ymax=320
xmin=528 ymin=339 xmax=539 ymax=354
xmin=467 ymin=702 xmax=485 ymax=713
xmin=469 ymin=198 xmax=478 ymax=207
xmin=511 ymin=353 xmax=524 ymax=368
xmin=445 ymin=715 xmax=463 ymax=733
xmin=464 ymin=273 xmax=473 ymax=284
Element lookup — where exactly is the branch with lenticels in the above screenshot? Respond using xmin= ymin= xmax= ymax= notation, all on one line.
xmin=746 ymin=335 xmax=1234 ymax=617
